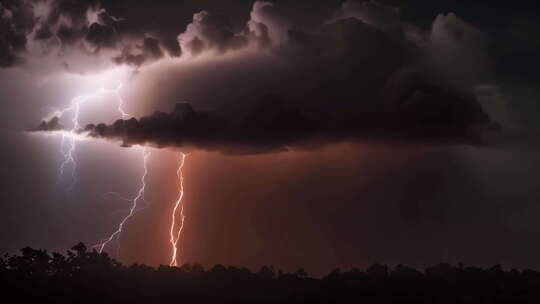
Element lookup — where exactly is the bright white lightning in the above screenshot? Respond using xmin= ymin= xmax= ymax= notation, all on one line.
xmin=50 ymin=82 xmax=156 ymax=258
xmin=96 ymin=147 xmax=151 ymax=256
xmin=114 ymin=83 xmax=130 ymax=119
xmin=169 ymin=153 xmax=187 ymax=267
xmin=58 ymin=95 xmax=87 ymax=187
xmin=55 ymin=84 xmax=129 ymax=188
xmin=47 ymin=80 xmax=193 ymax=263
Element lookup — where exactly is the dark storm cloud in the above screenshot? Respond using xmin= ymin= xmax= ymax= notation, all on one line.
xmin=178 ymin=11 xmax=248 ymax=55
xmin=2 ymin=0 xmax=536 ymax=76
xmin=9 ymin=0 xmax=540 ymax=274
xmin=45 ymin=0 xmax=174 ymax=65
xmin=26 ymin=0 xmax=505 ymax=153
xmin=427 ymin=13 xmax=493 ymax=92
xmin=30 ymin=116 xmax=64 ymax=132
xmin=332 ymin=0 xmax=404 ymax=37
xmin=85 ymin=22 xmax=115 ymax=49
xmin=33 ymin=0 xmax=101 ymax=46
xmin=0 ymin=0 xmax=175 ymax=68
xmin=167 ymin=1 xmax=496 ymax=103
xmin=0 ymin=0 xmax=116 ymax=65
xmin=80 ymin=87 xmax=495 ymax=154
xmin=0 ymin=0 xmax=35 ymax=67
xmin=0 ymin=0 xmax=338 ymax=68
xmin=112 ymin=37 xmax=164 ymax=67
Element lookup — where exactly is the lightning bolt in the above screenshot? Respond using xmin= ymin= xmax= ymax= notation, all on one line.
xmin=114 ymin=83 xmax=130 ymax=120
xmin=50 ymin=83 xmax=156 ymax=258
xmin=96 ymin=147 xmax=151 ymax=256
xmin=48 ymin=83 xmax=193 ymax=264
xmin=57 ymin=94 xmax=91 ymax=189
xmin=55 ymin=84 xmax=128 ymax=189
xmin=169 ymin=153 xmax=187 ymax=267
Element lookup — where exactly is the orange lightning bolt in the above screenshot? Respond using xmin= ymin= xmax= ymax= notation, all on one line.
xmin=169 ymin=153 xmax=187 ymax=267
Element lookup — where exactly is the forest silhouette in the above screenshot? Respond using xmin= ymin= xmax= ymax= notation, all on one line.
xmin=2 ymin=243 xmax=540 ymax=303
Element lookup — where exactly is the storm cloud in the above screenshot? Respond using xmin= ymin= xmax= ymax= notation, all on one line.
xmin=26 ymin=0 xmax=505 ymax=154
xmin=31 ymin=116 xmax=64 ymax=133
xmin=78 ymin=88 xmax=495 ymax=154
xmin=0 ymin=0 xmax=35 ymax=66
xmin=6 ymin=0 xmax=540 ymax=274
xmin=0 ymin=0 xmax=175 ymax=69
xmin=62 ymin=0 xmax=504 ymax=154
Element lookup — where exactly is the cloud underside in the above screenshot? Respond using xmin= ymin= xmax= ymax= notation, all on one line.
xmin=31 ymin=116 xmax=64 ymax=132
xmin=26 ymin=0 xmax=503 ymax=153
xmin=77 ymin=90 xmax=496 ymax=154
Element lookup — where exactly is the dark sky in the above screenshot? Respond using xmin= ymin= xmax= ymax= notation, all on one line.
xmin=1 ymin=0 xmax=539 ymax=275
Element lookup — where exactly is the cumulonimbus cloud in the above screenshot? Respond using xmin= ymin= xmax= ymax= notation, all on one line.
xmin=29 ymin=0 xmax=504 ymax=154
xmin=31 ymin=116 xmax=64 ymax=132
xmin=0 ymin=0 xmax=175 ymax=69
xmin=35 ymin=87 xmax=497 ymax=154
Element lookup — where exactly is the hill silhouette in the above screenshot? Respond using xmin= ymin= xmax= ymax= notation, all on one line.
xmin=2 ymin=243 xmax=540 ymax=303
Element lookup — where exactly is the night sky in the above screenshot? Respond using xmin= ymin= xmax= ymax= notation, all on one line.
xmin=1 ymin=0 xmax=539 ymax=275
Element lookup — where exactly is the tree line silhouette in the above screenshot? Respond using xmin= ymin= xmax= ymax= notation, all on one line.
xmin=2 ymin=243 xmax=540 ymax=303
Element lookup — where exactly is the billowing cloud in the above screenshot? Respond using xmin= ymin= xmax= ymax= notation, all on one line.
xmin=332 ymin=0 xmax=403 ymax=37
xmin=475 ymin=85 xmax=510 ymax=127
xmin=427 ymin=13 xmax=493 ymax=92
xmin=30 ymin=116 xmax=64 ymax=132
xmin=178 ymin=11 xmax=248 ymax=56
xmin=31 ymin=0 xmax=115 ymax=51
xmin=0 ymin=0 xmax=35 ymax=67
xmin=27 ymin=0 xmax=505 ymax=154
xmin=79 ymin=85 xmax=495 ymax=154
xmin=0 ymin=0 xmax=178 ymax=70
xmin=112 ymin=37 xmax=164 ymax=67
xmin=248 ymin=1 xmax=290 ymax=44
